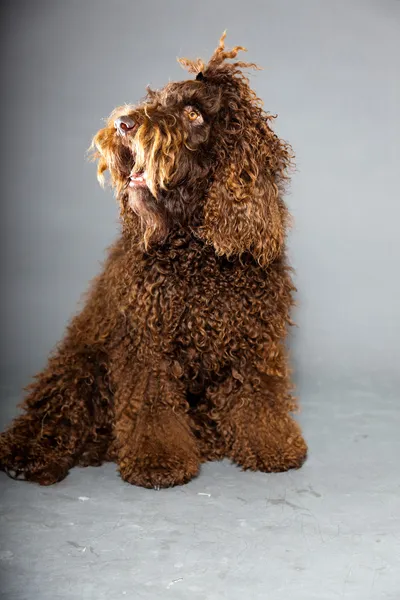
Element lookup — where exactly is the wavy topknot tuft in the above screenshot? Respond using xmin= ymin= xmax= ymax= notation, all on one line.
xmin=178 ymin=31 xmax=259 ymax=79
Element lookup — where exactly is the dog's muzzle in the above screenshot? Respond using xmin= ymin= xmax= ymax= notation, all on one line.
xmin=114 ymin=115 xmax=136 ymax=136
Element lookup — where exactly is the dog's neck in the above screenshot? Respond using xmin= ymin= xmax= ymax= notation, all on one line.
xmin=121 ymin=181 xmax=209 ymax=250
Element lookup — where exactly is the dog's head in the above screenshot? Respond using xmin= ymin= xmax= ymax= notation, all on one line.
xmin=91 ymin=33 xmax=293 ymax=265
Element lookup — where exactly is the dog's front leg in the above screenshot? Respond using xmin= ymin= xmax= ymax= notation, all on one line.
xmin=114 ymin=360 xmax=200 ymax=488
xmin=207 ymin=365 xmax=307 ymax=472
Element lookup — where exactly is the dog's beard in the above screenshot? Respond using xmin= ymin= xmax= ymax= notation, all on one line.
xmin=127 ymin=186 xmax=170 ymax=249
xmin=93 ymin=114 xmax=195 ymax=248
xmin=123 ymin=121 xmax=189 ymax=247
xmin=132 ymin=119 xmax=185 ymax=196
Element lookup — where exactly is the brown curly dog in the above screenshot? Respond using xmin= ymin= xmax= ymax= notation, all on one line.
xmin=0 ymin=34 xmax=307 ymax=488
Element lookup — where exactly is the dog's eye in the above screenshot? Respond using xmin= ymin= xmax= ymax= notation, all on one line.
xmin=184 ymin=106 xmax=203 ymax=124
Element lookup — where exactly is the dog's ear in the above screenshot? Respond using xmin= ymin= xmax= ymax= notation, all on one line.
xmin=180 ymin=32 xmax=294 ymax=267
xmin=199 ymin=114 xmax=293 ymax=267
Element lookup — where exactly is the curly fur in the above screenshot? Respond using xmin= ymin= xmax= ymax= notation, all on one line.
xmin=0 ymin=33 xmax=307 ymax=488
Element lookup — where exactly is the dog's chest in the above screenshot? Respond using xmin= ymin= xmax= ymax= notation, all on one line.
xmin=129 ymin=245 xmax=267 ymax=363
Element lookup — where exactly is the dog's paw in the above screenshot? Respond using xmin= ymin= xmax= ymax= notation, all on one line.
xmin=1 ymin=456 xmax=71 ymax=486
xmin=232 ymin=440 xmax=308 ymax=473
xmin=119 ymin=449 xmax=200 ymax=489
xmin=229 ymin=416 xmax=308 ymax=473
xmin=0 ymin=434 xmax=71 ymax=486
xmin=118 ymin=424 xmax=201 ymax=489
xmin=117 ymin=409 xmax=201 ymax=489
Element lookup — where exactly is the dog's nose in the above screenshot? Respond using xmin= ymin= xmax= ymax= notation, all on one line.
xmin=114 ymin=115 xmax=136 ymax=135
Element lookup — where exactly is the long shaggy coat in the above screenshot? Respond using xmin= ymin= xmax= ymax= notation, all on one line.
xmin=0 ymin=34 xmax=307 ymax=488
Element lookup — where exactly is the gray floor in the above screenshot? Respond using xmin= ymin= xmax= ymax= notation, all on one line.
xmin=0 ymin=380 xmax=399 ymax=600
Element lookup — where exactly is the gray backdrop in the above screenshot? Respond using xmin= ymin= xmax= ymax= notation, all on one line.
xmin=1 ymin=0 xmax=399 ymax=397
